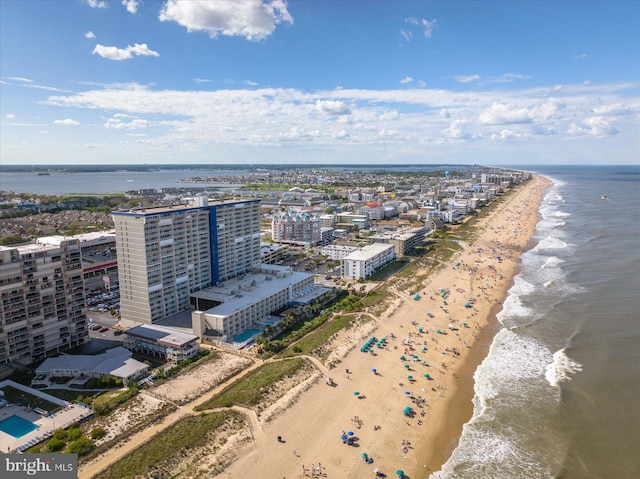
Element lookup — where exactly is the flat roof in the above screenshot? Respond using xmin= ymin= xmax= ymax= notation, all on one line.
xmin=125 ymin=323 xmax=199 ymax=347
xmin=192 ymin=266 xmax=315 ymax=317
xmin=112 ymin=197 xmax=259 ymax=216
xmin=343 ymin=242 xmax=395 ymax=261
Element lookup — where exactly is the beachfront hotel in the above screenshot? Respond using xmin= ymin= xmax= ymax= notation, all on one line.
xmin=0 ymin=238 xmax=89 ymax=365
xmin=114 ymin=197 xmax=326 ymax=343
xmin=112 ymin=197 xmax=261 ymax=324
xmin=341 ymin=243 xmax=396 ymax=280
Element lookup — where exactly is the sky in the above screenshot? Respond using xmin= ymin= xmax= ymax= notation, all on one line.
xmin=1 ymin=0 xmax=638 ymax=166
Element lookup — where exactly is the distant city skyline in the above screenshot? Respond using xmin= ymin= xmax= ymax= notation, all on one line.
xmin=1 ymin=1 xmax=638 ymax=166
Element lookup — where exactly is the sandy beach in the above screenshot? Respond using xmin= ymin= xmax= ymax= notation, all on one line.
xmin=218 ymin=175 xmax=551 ymax=479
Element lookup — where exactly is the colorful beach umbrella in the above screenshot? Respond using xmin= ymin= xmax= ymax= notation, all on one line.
xmin=354 ymin=391 xmax=360 ymax=396
xmin=347 ymin=431 xmax=354 ymax=436
xmin=397 ymin=470 xmax=405 ymax=476
xmin=361 ymin=452 xmax=368 ymax=458
xmin=407 ymin=375 xmax=413 ymax=379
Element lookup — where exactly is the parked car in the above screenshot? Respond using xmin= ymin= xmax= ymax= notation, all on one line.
xmin=113 ymin=330 xmax=124 ymax=336
xmin=98 ymin=326 xmax=109 ymax=332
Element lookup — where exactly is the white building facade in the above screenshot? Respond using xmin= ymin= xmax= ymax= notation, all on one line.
xmin=342 ymin=243 xmax=396 ymax=280
xmin=113 ymin=197 xmax=261 ymax=324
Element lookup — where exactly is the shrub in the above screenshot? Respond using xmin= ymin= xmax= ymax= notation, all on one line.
xmin=52 ymin=429 xmax=68 ymax=441
xmin=46 ymin=438 xmax=66 ymax=452
xmin=66 ymin=437 xmax=94 ymax=456
xmin=67 ymin=428 xmax=83 ymax=441
xmin=90 ymin=426 xmax=107 ymax=440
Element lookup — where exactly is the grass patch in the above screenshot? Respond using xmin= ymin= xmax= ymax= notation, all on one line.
xmin=367 ymin=259 xmax=410 ymax=281
xmin=43 ymin=389 xmax=97 ymax=403
xmin=94 ymin=411 xmax=241 ymax=479
xmin=281 ymin=314 xmax=357 ymax=356
xmin=195 ymin=358 xmax=307 ymax=410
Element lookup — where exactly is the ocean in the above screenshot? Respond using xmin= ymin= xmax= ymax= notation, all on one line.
xmin=432 ymin=165 xmax=640 ymax=479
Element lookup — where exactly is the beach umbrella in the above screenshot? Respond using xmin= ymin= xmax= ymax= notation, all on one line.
xmin=371 ymin=368 xmax=377 ymax=373
xmin=404 ymin=364 xmax=410 ymax=369
xmin=361 ymin=452 xmax=368 ymax=458
xmin=407 ymin=375 xmax=413 ymax=379
xmin=374 ymin=468 xmax=379 ymax=474
xmin=354 ymin=391 xmax=360 ymax=396
xmin=397 ymin=470 xmax=405 ymax=477
xmin=424 ymin=373 xmax=431 ymax=379
xmin=418 ymin=327 xmax=423 ymax=332
xmin=405 ymin=391 xmax=411 ymax=395
xmin=341 ymin=434 xmax=348 ymax=442
xmin=347 ymin=431 xmax=354 ymax=436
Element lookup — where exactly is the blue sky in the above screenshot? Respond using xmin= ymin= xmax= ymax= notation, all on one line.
xmin=1 ymin=0 xmax=638 ymax=166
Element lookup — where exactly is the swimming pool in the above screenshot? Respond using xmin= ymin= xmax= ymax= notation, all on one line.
xmin=233 ymin=328 xmax=261 ymax=343
xmin=0 ymin=415 xmax=39 ymax=438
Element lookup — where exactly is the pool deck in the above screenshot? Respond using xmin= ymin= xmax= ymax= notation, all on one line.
xmin=0 ymin=401 xmax=92 ymax=453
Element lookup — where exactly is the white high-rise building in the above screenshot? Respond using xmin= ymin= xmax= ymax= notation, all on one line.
xmin=113 ymin=197 xmax=261 ymax=324
xmin=0 ymin=238 xmax=88 ymax=365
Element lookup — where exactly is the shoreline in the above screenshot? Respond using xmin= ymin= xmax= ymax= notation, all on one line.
xmin=219 ymin=175 xmax=551 ymax=479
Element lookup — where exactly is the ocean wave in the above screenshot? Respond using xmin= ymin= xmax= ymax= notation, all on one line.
xmin=496 ymin=294 xmax=534 ymax=325
xmin=545 ymin=349 xmax=583 ymax=387
xmin=432 ymin=423 xmax=554 ymax=479
xmin=540 ymin=256 xmax=565 ymax=269
xmin=533 ymin=237 xmax=570 ymax=251
xmin=432 ymin=329 xmax=560 ymax=478
xmin=554 ymin=211 xmax=571 ymax=217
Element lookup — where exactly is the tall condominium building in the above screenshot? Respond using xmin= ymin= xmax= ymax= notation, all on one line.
xmin=112 ymin=197 xmax=261 ymax=324
xmin=271 ymin=213 xmax=321 ymax=245
xmin=0 ymin=238 xmax=88 ymax=365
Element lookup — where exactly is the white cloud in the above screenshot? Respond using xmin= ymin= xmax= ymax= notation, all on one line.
xmin=416 ymin=80 xmax=426 ymax=88
xmin=490 ymin=73 xmax=530 ymax=83
xmin=92 ymin=43 xmax=159 ymax=60
xmin=378 ymin=111 xmax=399 ymax=121
xmin=400 ymin=77 xmax=413 ymax=85
xmin=104 ymin=118 xmax=151 ymax=130
xmin=491 ymin=129 xmax=520 ymax=140
xmin=85 ymin=0 xmax=107 ymax=8
xmin=193 ymin=78 xmax=211 ymax=83
xmin=571 ymin=116 xmax=619 ymax=138
xmin=6 ymin=113 xmax=15 ymax=119
xmin=279 ymin=127 xmax=319 ymax=141
xmin=582 ymin=116 xmax=618 ymax=138
xmin=38 ymin=81 xmax=639 ymax=164
xmin=85 ymin=31 xmax=96 ymax=39
xmin=453 ymin=73 xmax=530 ymax=84
xmin=454 ymin=74 xmax=481 ymax=84
xmin=444 ymin=119 xmax=472 ymax=139
xmin=592 ymin=103 xmax=632 ymax=116
xmin=53 ymin=118 xmax=80 ymax=126
xmin=404 ymin=18 xmax=437 ymax=39
xmin=122 ymin=0 xmax=140 ymax=14
xmin=159 ymin=0 xmax=293 ymax=41
xmin=479 ymin=101 xmax=532 ymax=125
xmin=315 ymin=100 xmax=351 ymax=115
xmin=84 ymin=143 xmax=103 ymax=148
xmin=574 ymin=53 xmax=588 ymax=59
xmin=421 ymin=19 xmax=437 ymax=39
xmin=243 ymin=80 xmax=258 ymax=86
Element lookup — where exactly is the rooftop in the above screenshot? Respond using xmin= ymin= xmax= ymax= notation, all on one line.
xmin=125 ymin=323 xmax=199 ymax=347
xmin=343 ymin=243 xmax=395 ymax=261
